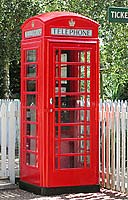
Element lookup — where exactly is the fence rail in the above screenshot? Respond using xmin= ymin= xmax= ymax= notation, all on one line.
xmin=99 ymin=100 xmax=128 ymax=193
xmin=0 ymin=99 xmax=127 ymax=194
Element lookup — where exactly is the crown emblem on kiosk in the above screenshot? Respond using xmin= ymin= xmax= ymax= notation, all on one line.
xmin=32 ymin=21 xmax=35 ymax=28
xmin=69 ymin=19 xmax=75 ymax=27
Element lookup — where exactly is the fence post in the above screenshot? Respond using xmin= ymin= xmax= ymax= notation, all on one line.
xmin=111 ymin=103 xmax=116 ymax=190
xmin=1 ymin=103 xmax=7 ymax=178
xmin=101 ymin=103 xmax=105 ymax=187
xmin=8 ymin=102 xmax=15 ymax=184
xmin=116 ymin=102 xmax=121 ymax=191
xmin=121 ymin=103 xmax=126 ymax=193
xmin=106 ymin=103 xmax=110 ymax=189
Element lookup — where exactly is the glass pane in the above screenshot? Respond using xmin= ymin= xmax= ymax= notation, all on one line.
xmin=26 ymin=124 xmax=36 ymax=136
xmin=80 ymin=80 xmax=85 ymax=92
xmin=86 ymin=110 xmax=90 ymax=122
xmin=61 ymin=53 xmax=67 ymax=63
xmin=55 ymin=111 xmax=59 ymax=123
xmin=55 ymin=156 xmax=58 ymax=169
xmin=26 ymin=94 xmax=36 ymax=106
xmin=61 ymin=80 xmax=79 ymax=92
xmin=27 ymin=80 xmax=36 ymax=91
xmin=61 ymin=110 xmax=70 ymax=123
xmin=26 ymin=138 xmax=36 ymax=151
xmin=87 ymin=66 xmax=90 ymax=78
xmin=57 ymin=87 xmax=66 ymax=93
xmin=86 ymin=125 xmax=90 ymax=136
xmin=60 ymin=155 xmax=84 ymax=169
xmin=55 ymin=50 xmax=59 ymax=62
xmin=87 ymin=51 xmax=90 ymax=63
xmin=87 ymin=80 xmax=90 ymax=92
xmin=59 ymin=80 xmax=90 ymax=93
xmin=86 ymin=95 xmax=90 ymax=107
xmin=60 ymin=65 xmax=85 ymax=78
xmin=26 ymin=50 xmax=36 ymax=62
xmin=26 ymin=153 xmax=37 ymax=166
xmin=86 ymin=140 xmax=90 ymax=152
xmin=60 ymin=110 xmax=85 ymax=123
xmin=55 ymin=126 xmax=58 ymax=137
xmin=26 ymin=64 xmax=36 ymax=77
xmin=26 ymin=108 xmax=36 ymax=122
xmin=57 ymin=125 xmax=84 ymax=138
xmin=86 ymin=155 xmax=90 ymax=168
xmin=55 ymin=95 xmax=85 ymax=108
xmin=80 ymin=51 xmax=85 ymax=63
xmin=60 ymin=140 xmax=84 ymax=154
xmin=61 ymin=66 xmax=67 ymax=78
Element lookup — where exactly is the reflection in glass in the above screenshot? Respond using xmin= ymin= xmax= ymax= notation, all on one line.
xmin=86 ymin=155 xmax=90 ymax=168
xmin=60 ymin=110 xmax=85 ymax=123
xmin=80 ymin=80 xmax=85 ymax=92
xmin=26 ymin=64 xmax=36 ymax=77
xmin=26 ymin=94 xmax=36 ymax=106
xmin=87 ymin=51 xmax=90 ymax=63
xmin=60 ymin=140 xmax=84 ymax=154
xmin=86 ymin=95 xmax=90 ymax=107
xmin=27 ymin=80 xmax=36 ymax=91
xmin=56 ymin=65 xmax=85 ymax=78
xmin=55 ymin=125 xmax=84 ymax=138
xmin=26 ymin=138 xmax=36 ymax=151
xmin=61 ymin=67 xmax=67 ymax=78
xmin=87 ymin=80 xmax=90 ymax=92
xmin=86 ymin=110 xmax=90 ymax=122
xmin=86 ymin=125 xmax=90 ymax=136
xmin=80 ymin=51 xmax=85 ymax=63
xmin=60 ymin=80 xmax=79 ymax=92
xmin=60 ymin=125 xmax=84 ymax=138
xmin=80 ymin=66 xmax=85 ymax=78
xmin=55 ymin=95 xmax=85 ymax=108
xmin=27 ymin=50 xmax=36 ymax=62
xmin=26 ymin=124 xmax=36 ymax=136
xmin=61 ymin=110 xmax=70 ymax=123
xmin=26 ymin=108 xmax=36 ymax=122
xmin=60 ymin=155 xmax=84 ymax=169
xmin=61 ymin=53 xmax=67 ymax=63
xmin=87 ymin=66 xmax=90 ymax=78
xmin=86 ymin=140 xmax=90 ymax=152
xmin=26 ymin=153 xmax=37 ymax=166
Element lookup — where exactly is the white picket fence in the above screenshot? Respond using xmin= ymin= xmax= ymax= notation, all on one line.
xmin=0 ymin=99 xmax=127 ymax=194
xmin=99 ymin=100 xmax=128 ymax=193
xmin=0 ymin=100 xmax=20 ymax=184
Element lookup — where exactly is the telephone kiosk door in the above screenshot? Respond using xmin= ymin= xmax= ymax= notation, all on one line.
xmin=48 ymin=42 xmax=99 ymax=187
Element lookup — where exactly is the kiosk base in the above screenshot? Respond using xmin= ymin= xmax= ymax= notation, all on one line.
xmin=19 ymin=181 xmax=100 ymax=196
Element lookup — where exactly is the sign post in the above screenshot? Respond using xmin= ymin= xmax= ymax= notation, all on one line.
xmin=108 ymin=7 xmax=128 ymax=23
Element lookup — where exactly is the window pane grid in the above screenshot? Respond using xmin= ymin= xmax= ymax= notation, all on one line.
xmin=23 ymin=48 xmax=38 ymax=168
xmin=54 ymin=48 xmax=92 ymax=170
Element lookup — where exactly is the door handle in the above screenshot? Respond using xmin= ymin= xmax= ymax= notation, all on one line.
xmin=50 ymin=97 xmax=53 ymax=105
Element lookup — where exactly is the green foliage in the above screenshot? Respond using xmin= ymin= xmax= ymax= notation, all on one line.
xmin=0 ymin=0 xmax=128 ymax=100
xmin=0 ymin=0 xmax=42 ymax=98
xmin=43 ymin=0 xmax=128 ymax=100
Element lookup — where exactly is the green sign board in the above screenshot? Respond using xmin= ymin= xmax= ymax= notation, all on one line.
xmin=108 ymin=7 xmax=128 ymax=23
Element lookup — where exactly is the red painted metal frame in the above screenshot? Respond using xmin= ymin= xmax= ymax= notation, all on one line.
xmin=20 ymin=12 xmax=99 ymax=189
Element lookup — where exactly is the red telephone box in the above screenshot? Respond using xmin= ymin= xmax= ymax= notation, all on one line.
xmin=20 ymin=11 xmax=100 ymax=195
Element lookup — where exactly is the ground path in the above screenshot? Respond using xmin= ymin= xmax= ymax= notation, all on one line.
xmin=0 ymin=188 xmax=127 ymax=200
